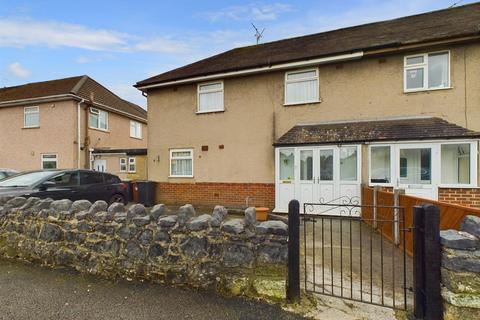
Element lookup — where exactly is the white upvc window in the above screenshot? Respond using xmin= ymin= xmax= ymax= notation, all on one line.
xmin=41 ymin=154 xmax=58 ymax=170
xmin=128 ymin=157 xmax=136 ymax=173
xmin=197 ymin=81 xmax=224 ymax=113
xmin=404 ymin=51 xmax=450 ymax=92
xmin=119 ymin=158 xmax=127 ymax=172
xmin=369 ymin=145 xmax=394 ymax=186
xmin=89 ymin=107 xmax=108 ymax=131
xmin=130 ymin=121 xmax=142 ymax=139
xmin=24 ymin=106 xmax=39 ymax=128
xmin=284 ymin=69 xmax=319 ymax=105
xmin=170 ymin=149 xmax=193 ymax=177
xmin=440 ymin=141 xmax=477 ymax=187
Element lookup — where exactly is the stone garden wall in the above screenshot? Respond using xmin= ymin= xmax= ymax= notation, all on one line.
xmin=0 ymin=196 xmax=288 ymax=302
xmin=440 ymin=215 xmax=480 ymax=320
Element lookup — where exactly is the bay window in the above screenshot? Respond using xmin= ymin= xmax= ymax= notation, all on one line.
xmin=170 ymin=149 xmax=193 ymax=177
xmin=404 ymin=51 xmax=449 ymax=92
xmin=285 ymin=69 xmax=319 ymax=105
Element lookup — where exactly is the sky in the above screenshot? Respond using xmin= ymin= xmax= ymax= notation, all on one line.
xmin=0 ymin=0 xmax=475 ymax=108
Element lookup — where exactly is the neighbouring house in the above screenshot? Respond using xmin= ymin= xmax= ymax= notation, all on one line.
xmin=135 ymin=3 xmax=480 ymax=212
xmin=0 ymin=76 xmax=148 ymax=180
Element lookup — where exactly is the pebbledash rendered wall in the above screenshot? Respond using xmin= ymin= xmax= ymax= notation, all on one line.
xmin=440 ymin=215 xmax=480 ymax=320
xmin=0 ymin=196 xmax=288 ymax=302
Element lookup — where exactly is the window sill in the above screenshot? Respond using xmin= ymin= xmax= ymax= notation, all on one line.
xmin=89 ymin=127 xmax=110 ymax=133
xmin=196 ymin=109 xmax=225 ymax=115
xmin=404 ymin=87 xmax=452 ymax=94
xmin=284 ymin=100 xmax=322 ymax=107
xmin=23 ymin=126 xmax=40 ymax=129
xmin=130 ymin=136 xmax=143 ymax=140
xmin=169 ymin=175 xmax=194 ymax=178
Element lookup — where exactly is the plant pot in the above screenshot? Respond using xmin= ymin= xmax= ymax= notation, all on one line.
xmin=255 ymin=207 xmax=269 ymax=221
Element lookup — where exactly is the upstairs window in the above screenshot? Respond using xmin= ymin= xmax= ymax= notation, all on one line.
xmin=198 ymin=81 xmax=224 ymax=113
xmin=285 ymin=69 xmax=319 ymax=105
xmin=89 ymin=108 xmax=108 ymax=131
xmin=130 ymin=121 xmax=142 ymax=139
xmin=404 ymin=52 xmax=449 ymax=92
xmin=24 ymin=106 xmax=39 ymax=128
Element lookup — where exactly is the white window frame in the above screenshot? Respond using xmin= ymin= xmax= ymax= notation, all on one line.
xmin=197 ymin=81 xmax=224 ymax=114
xmin=119 ymin=158 xmax=127 ymax=172
xmin=24 ymin=106 xmax=39 ymax=128
xmin=284 ymin=68 xmax=320 ymax=106
xmin=404 ymin=51 xmax=450 ymax=93
xmin=130 ymin=121 xmax=142 ymax=139
xmin=439 ymin=141 xmax=477 ymax=188
xmin=89 ymin=107 xmax=109 ymax=131
xmin=169 ymin=148 xmax=194 ymax=178
xmin=128 ymin=157 xmax=136 ymax=173
xmin=368 ymin=145 xmax=395 ymax=187
xmin=41 ymin=154 xmax=58 ymax=170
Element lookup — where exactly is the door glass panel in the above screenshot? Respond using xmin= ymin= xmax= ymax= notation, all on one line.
xmin=370 ymin=146 xmax=391 ymax=183
xmin=399 ymin=148 xmax=431 ymax=184
xmin=441 ymin=144 xmax=470 ymax=184
xmin=340 ymin=147 xmax=357 ymax=181
xmin=320 ymin=149 xmax=333 ymax=181
xmin=300 ymin=150 xmax=313 ymax=181
xmin=279 ymin=149 xmax=294 ymax=181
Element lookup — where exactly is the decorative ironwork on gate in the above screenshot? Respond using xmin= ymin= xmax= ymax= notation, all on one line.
xmin=301 ymin=197 xmax=412 ymax=310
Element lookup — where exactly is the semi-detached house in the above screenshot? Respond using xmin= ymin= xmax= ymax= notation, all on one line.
xmin=136 ymin=3 xmax=480 ymax=212
xmin=0 ymin=76 xmax=148 ymax=180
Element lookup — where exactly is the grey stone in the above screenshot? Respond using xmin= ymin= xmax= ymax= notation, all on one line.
xmin=441 ymin=229 xmax=479 ymax=250
xmin=50 ymin=199 xmax=72 ymax=212
xmin=6 ymin=197 xmax=27 ymax=208
xmin=138 ymin=229 xmax=153 ymax=245
xmin=75 ymin=211 xmax=90 ymax=221
xmin=77 ymin=221 xmax=93 ymax=232
xmin=180 ymin=237 xmax=207 ymax=259
xmin=256 ymin=220 xmax=288 ymax=236
xmin=107 ymin=202 xmax=125 ymax=214
xmin=221 ymin=219 xmax=245 ymax=234
xmin=38 ymin=223 xmax=63 ymax=242
xmin=59 ymin=211 xmax=73 ymax=220
xmin=113 ymin=212 xmax=128 ymax=223
xmin=158 ymin=215 xmax=177 ymax=228
xmin=258 ymin=243 xmax=288 ymax=264
xmin=54 ymin=248 xmax=75 ymax=265
xmin=148 ymin=244 xmax=166 ymax=259
xmin=154 ymin=230 xmax=170 ymax=242
xmin=211 ymin=206 xmax=228 ymax=227
xmin=0 ymin=196 xmax=14 ymax=205
xmin=188 ymin=214 xmax=212 ymax=231
xmin=71 ymin=200 xmax=92 ymax=214
xmin=32 ymin=199 xmax=53 ymax=214
xmin=127 ymin=204 xmax=146 ymax=219
xmin=245 ymin=207 xmax=256 ymax=226
xmin=117 ymin=226 xmax=133 ymax=240
xmin=19 ymin=197 xmax=40 ymax=211
xmin=150 ymin=204 xmax=166 ymax=220
xmin=132 ymin=215 xmax=151 ymax=227
xmin=88 ymin=200 xmax=108 ymax=215
xmin=223 ymin=243 xmax=254 ymax=267
xmin=461 ymin=215 xmax=480 ymax=239
xmin=178 ymin=204 xmax=195 ymax=226
xmin=94 ymin=212 xmax=111 ymax=223
xmin=124 ymin=241 xmax=145 ymax=260
xmin=442 ymin=248 xmax=480 ymax=273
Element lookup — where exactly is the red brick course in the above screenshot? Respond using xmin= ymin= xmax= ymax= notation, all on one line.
xmin=438 ymin=188 xmax=480 ymax=208
xmin=156 ymin=182 xmax=275 ymax=209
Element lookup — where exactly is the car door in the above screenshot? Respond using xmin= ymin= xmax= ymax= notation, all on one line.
xmin=78 ymin=171 xmax=108 ymax=202
xmin=32 ymin=171 xmax=80 ymax=200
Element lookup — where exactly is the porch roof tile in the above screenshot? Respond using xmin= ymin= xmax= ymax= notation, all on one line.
xmin=274 ymin=117 xmax=480 ymax=146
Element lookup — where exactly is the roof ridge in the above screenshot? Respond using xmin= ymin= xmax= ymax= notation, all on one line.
xmin=71 ymin=75 xmax=89 ymax=95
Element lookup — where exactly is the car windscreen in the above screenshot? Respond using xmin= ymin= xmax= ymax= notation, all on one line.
xmin=0 ymin=171 xmax=56 ymax=187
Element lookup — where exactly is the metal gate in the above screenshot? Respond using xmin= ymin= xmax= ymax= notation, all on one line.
xmin=301 ymin=196 xmax=412 ymax=310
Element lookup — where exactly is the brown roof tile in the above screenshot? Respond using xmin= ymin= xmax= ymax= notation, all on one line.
xmin=274 ymin=117 xmax=480 ymax=146
xmin=136 ymin=2 xmax=480 ymax=88
xmin=0 ymin=76 xmax=147 ymax=121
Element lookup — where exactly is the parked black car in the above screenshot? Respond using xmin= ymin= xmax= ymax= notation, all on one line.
xmin=0 ymin=168 xmax=18 ymax=181
xmin=0 ymin=170 xmax=128 ymax=204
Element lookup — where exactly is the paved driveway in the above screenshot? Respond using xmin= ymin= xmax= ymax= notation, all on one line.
xmin=0 ymin=258 xmax=303 ymax=320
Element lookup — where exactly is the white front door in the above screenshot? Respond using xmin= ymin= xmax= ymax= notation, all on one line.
xmin=94 ymin=159 xmax=107 ymax=172
xmin=396 ymin=145 xmax=439 ymax=200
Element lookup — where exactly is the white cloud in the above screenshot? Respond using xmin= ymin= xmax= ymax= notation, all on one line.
xmin=200 ymin=3 xmax=293 ymax=22
xmin=109 ymin=83 xmax=147 ymax=109
xmin=7 ymin=62 xmax=31 ymax=78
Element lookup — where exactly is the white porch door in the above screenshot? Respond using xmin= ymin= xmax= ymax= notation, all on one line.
xmin=396 ymin=145 xmax=439 ymax=200
xmin=94 ymin=159 xmax=107 ymax=172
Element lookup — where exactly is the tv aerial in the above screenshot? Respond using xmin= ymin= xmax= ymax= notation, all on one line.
xmin=251 ymin=23 xmax=265 ymax=44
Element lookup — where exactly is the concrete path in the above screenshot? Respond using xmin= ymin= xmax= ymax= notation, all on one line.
xmin=0 ymin=258 xmax=303 ymax=320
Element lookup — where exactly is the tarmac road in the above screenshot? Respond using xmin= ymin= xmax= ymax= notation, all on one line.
xmin=0 ymin=258 xmax=304 ymax=320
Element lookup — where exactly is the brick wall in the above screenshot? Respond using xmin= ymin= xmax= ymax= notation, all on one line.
xmin=438 ymin=188 xmax=480 ymax=208
xmin=156 ymin=182 xmax=275 ymax=209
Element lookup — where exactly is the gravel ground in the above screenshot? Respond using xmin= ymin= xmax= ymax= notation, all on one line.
xmin=0 ymin=258 xmax=304 ymax=320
